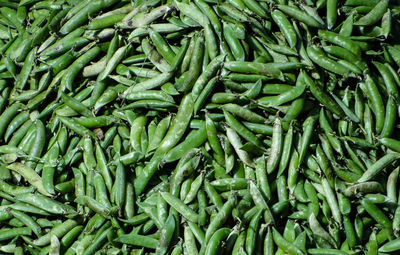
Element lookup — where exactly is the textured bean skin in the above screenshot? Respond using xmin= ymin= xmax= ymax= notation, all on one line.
xmin=0 ymin=0 xmax=399 ymax=253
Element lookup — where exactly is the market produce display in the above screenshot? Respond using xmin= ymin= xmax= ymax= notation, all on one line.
xmin=0 ymin=0 xmax=400 ymax=254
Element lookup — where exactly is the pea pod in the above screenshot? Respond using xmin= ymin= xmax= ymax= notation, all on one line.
xmin=302 ymin=71 xmax=344 ymax=117
xmin=358 ymin=153 xmax=400 ymax=182
xmin=14 ymin=193 xmax=76 ymax=215
xmin=7 ymin=163 xmax=51 ymax=197
xmin=354 ymin=0 xmax=388 ymax=26
xmin=277 ymin=4 xmax=323 ymax=28
xmin=271 ymin=10 xmax=297 ymax=48
xmin=307 ymin=45 xmax=348 ymax=75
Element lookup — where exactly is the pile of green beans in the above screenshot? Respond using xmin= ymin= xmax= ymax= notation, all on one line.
xmin=1 ymin=0 xmax=400 ymax=254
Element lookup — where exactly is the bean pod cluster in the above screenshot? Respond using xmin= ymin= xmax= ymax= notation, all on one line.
xmin=0 ymin=0 xmax=400 ymax=254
